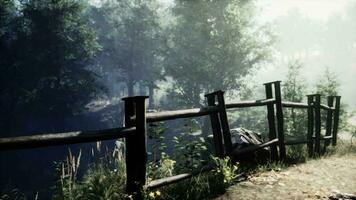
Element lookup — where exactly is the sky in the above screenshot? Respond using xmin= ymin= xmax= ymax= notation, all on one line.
xmin=256 ymin=0 xmax=351 ymax=22
xmin=253 ymin=0 xmax=356 ymax=109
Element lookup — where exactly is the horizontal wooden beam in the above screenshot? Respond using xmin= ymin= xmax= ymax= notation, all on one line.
xmin=226 ymin=99 xmax=275 ymax=109
xmin=145 ymin=165 xmax=214 ymax=190
xmin=0 ymin=127 xmax=136 ymax=151
xmin=146 ymin=106 xmax=219 ymax=123
xmin=320 ymin=104 xmax=335 ymax=111
xmin=232 ymin=138 xmax=279 ymax=156
xmin=323 ymin=135 xmax=333 ymax=140
xmin=285 ymin=138 xmax=307 ymax=145
xmin=285 ymin=135 xmax=333 ymax=146
xmin=282 ymin=101 xmax=309 ymax=109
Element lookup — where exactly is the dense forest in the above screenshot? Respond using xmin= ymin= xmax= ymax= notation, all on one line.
xmin=0 ymin=0 xmax=355 ymax=199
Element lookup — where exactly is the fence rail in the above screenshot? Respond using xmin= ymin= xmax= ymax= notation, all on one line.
xmin=0 ymin=127 xmax=136 ymax=151
xmin=0 ymin=80 xmax=341 ymax=200
xmin=225 ymin=98 xmax=275 ymax=109
xmin=146 ymin=106 xmax=219 ymax=123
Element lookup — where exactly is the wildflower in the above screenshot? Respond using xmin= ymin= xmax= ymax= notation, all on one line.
xmin=149 ymin=192 xmax=155 ymax=198
xmin=156 ymin=190 xmax=161 ymax=196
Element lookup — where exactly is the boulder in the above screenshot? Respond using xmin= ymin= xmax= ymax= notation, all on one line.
xmin=230 ymin=128 xmax=270 ymax=162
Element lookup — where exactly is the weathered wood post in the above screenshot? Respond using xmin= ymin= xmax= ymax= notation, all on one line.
xmin=314 ymin=94 xmax=321 ymax=156
xmin=216 ymin=91 xmax=233 ymax=156
xmin=273 ymin=81 xmax=286 ymax=160
xmin=264 ymin=82 xmax=278 ymax=161
xmin=205 ymin=92 xmax=225 ymax=157
xmin=307 ymin=95 xmax=315 ymax=157
xmin=324 ymin=96 xmax=334 ymax=148
xmin=332 ymin=96 xmax=341 ymax=146
xmin=122 ymin=96 xmax=148 ymax=200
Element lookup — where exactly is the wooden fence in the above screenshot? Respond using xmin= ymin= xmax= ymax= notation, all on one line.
xmin=0 ymin=81 xmax=341 ymax=199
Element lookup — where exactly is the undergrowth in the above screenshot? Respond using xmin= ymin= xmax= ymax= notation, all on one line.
xmin=2 ymin=123 xmax=356 ymax=199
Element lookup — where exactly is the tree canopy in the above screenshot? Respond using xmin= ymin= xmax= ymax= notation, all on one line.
xmin=165 ymin=0 xmax=273 ymax=107
xmin=0 ymin=0 xmax=103 ymax=134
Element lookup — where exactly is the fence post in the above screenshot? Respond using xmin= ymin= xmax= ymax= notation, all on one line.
xmin=332 ymin=96 xmax=341 ymax=146
xmin=264 ymin=82 xmax=278 ymax=161
xmin=273 ymin=81 xmax=286 ymax=160
xmin=314 ymin=94 xmax=321 ymax=156
xmin=215 ymin=91 xmax=233 ymax=156
xmin=205 ymin=92 xmax=225 ymax=157
xmin=307 ymin=95 xmax=314 ymax=157
xmin=324 ymin=96 xmax=334 ymax=148
xmin=122 ymin=96 xmax=148 ymax=200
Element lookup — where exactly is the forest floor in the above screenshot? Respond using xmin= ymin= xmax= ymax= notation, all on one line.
xmin=214 ymin=136 xmax=356 ymax=200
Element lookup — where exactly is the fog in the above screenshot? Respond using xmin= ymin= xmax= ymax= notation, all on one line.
xmin=253 ymin=0 xmax=356 ymax=109
xmin=1 ymin=0 xmax=355 ymax=198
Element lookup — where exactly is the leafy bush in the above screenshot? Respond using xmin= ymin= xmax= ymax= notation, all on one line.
xmin=50 ymin=118 xmax=243 ymax=200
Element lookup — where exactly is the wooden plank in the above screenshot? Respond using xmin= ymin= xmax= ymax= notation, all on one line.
xmin=332 ymin=96 xmax=341 ymax=146
xmin=314 ymin=95 xmax=321 ymax=156
xmin=324 ymin=96 xmax=334 ymax=148
xmin=225 ymin=99 xmax=275 ymax=109
xmin=232 ymin=138 xmax=279 ymax=156
xmin=323 ymin=135 xmax=333 ymax=140
xmin=146 ymin=165 xmax=214 ymax=190
xmin=264 ymin=83 xmax=278 ymax=161
xmin=285 ymin=138 xmax=307 ymax=145
xmin=274 ymin=81 xmax=286 ymax=160
xmin=123 ymin=96 xmax=148 ymax=200
xmin=0 ymin=127 xmax=136 ymax=151
xmin=307 ymin=95 xmax=314 ymax=157
xmin=285 ymin=135 xmax=332 ymax=146
xmin=205 ymin=92 xmax=224 ymax=157
xmin=320 ymin=104 xmax=335 ymax=111
xmin=146 ymin=106 xmax=219 ymax=123
xmin=282 ymin=101 xmax=309 ymax=109
xmin=216 ymin=91 xmax=233 ymax=155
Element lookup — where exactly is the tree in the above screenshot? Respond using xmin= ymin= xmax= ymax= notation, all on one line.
xmin=315 ymin=68 xmax=348 ymax=130
xmin=316 ymin=68 xmax=340 ymax=98
xmin=0 ymin=0 xmax=103 ymax=134
xmin=283 ymin=61 xmax=307 ymax=137
xmin=0 ymin=0 xmax=105 ymax=196
xmin=165 ymin=0 xmax=273 ymax=108
xmin=91 ymin=0 xmax=164 ymax=107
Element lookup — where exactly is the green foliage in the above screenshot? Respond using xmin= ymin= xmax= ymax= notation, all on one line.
xmin=165 ymin=0 xmax=273 ymax=107
xmin=0 ymin=0 xmax=103 ymax=133
xmin=283 ymin=61 xmax=306 ymax=103
xmin=90 ymin=0 xmax=164 ymax=97
xmin=145 ymin=156 xmax=239 ymax=200
xmin=52 ymin=147 xmax=127 ymax=200
xmin=51 ymin=133 xmax=240 ymax=200
xmin=282 ymin=61 xmax=308 ymax=158
xmin=147 ymin=153 xmax=176 ymax=181
xmin=172 ymin=131 xmax=209 ymax=173
xmin=211 ymin=156 xmax=239 ymax=187
xmin=315 ymin=68 xmax=348 ymax=130
xmin=316 ymin=68 xmax=340 ymax=98
xmin=147 ymin=122 xmax=167 ymax=162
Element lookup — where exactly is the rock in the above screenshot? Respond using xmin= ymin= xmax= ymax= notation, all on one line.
xmin=230 ymin=127 xmax=270 ymax=162
xmin=329 ymin=193 xmax=356 ymax=200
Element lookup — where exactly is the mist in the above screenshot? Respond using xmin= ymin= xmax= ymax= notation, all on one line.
xmin=0 ymin=0 xmax=355 ymax=199
xmin=253 ymin=0 xmax=356 ymax=109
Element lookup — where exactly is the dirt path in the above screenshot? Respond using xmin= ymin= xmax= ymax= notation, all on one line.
xmin=215 ymin=153 xmax=356 ymax=200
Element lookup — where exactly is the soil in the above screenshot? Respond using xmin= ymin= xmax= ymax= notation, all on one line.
xmin=214 ymin=153 xmax=356 ymax=200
